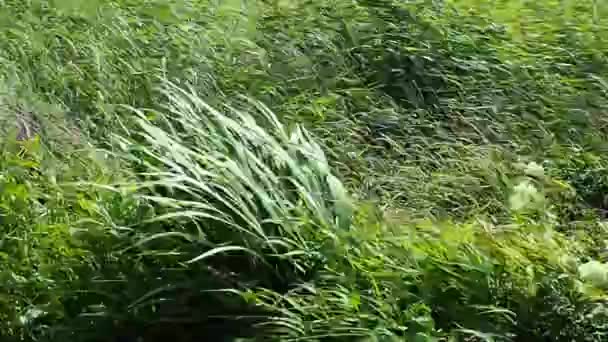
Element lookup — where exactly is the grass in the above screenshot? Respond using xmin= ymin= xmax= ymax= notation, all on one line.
xmin=2 ymin=0 xmax=608 ymax=341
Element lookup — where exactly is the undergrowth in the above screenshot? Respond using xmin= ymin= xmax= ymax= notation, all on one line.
xmin=1 ymin=0 xmax=608 ymax=341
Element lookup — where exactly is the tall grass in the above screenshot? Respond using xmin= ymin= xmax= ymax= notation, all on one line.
xmin=117 ymin=82 xmax=352 ymax=290
xmin=38 ymin=83 xmax=353 ymax=340
xmin=2 ymin=0 xmax=608 ymax=341
xmin=35 ymin=85 xmax=607 ymax=341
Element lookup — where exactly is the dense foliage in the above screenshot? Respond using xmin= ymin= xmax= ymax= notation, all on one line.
xmin=2 ymin=0 xmax=608 ymax=341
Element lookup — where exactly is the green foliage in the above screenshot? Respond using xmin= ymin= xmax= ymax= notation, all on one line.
xmin=1 ymin=0 xmax=608 ymax=341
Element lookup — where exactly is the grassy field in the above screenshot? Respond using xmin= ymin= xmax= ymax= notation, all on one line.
xmin=2 ymin=0 xmax=608 ymax=341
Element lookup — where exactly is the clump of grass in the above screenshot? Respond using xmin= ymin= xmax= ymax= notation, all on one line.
xmin=39 ymin=83 xmax=354 ymax=340
xmin=117 ymin=82 xmax=353 ymax=284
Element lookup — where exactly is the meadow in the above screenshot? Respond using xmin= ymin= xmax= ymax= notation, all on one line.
xmin=1 ymin=0 xmax=608 ymax=341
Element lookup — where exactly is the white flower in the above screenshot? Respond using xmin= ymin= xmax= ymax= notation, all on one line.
xmin=579 ymin=260 xmax=608 ymax=288
xmin=509 ymin=180 xmax=543 ymax=211
xmin=524 ymin=161 xmax=545 ymax=178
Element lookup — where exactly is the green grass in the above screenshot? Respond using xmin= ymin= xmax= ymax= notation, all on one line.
xmin=2 ymin=0 xmax=608 ymax=341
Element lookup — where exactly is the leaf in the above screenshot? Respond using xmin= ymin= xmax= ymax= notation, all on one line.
xmin=186 ymin=245 xmax=259 ymax=264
